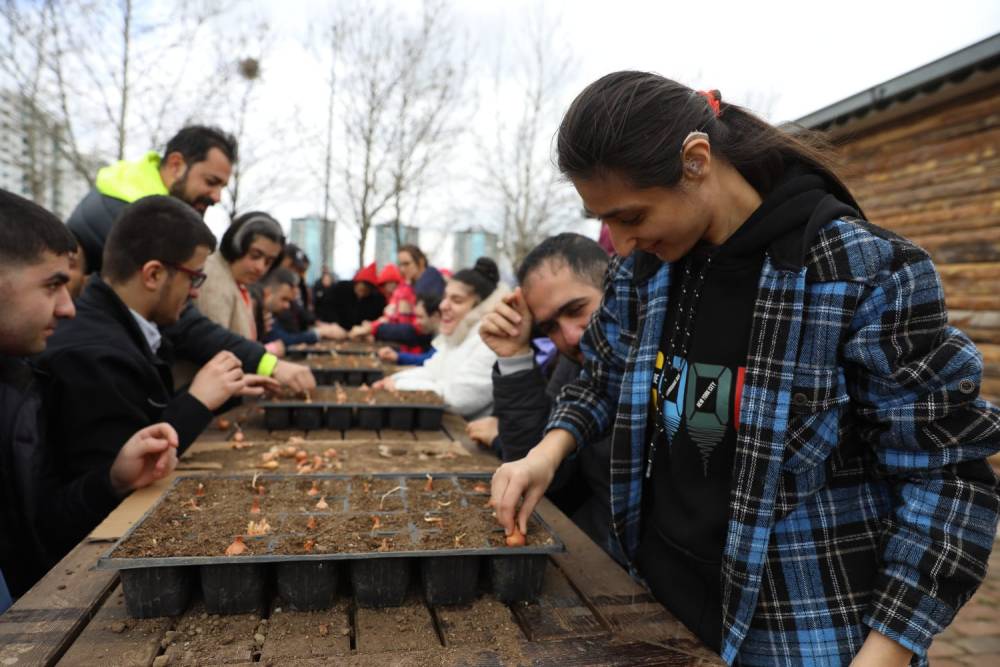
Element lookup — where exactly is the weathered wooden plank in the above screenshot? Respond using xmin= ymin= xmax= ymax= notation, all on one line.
xmin=56 ymin=583 xmax=171 ymax=667
xmin=328 ymin=638 xmax=717 ymax=666
xmin=535 ymin=498 xmax=725 ymax=665
xmin=344 ymin=429 xmax=380 ymax=441
xmin=354 ymin=596 xmax=441 ymax=654
xmin=258 ymin=601 xmax=352 ymax=662
xmin=0 ymin=541 xmax=118 ymax=667
xmin=415 ymin=427 xmax=456 ymax=442
xmin=379 ymin=429 xmax=416 ymax=440
xmin=160 ymin=602 xmax=260 ymax=666
xmin=510 ymin=560 xmax=608 ymax=641
xmin=434 ymin=597 xmax=522 ymax=648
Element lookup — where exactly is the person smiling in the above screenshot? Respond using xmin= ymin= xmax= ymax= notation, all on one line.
xmin=194 ymin=211 xmax=285 ymax=342
xmin=490 ymin=72 xmax=1000 ymax=666
xmin=376 ymin=258 xmax=508 ymax=418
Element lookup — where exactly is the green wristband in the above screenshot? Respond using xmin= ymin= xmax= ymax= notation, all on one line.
xmin=256 ymin=352 xmax=278 ymax=377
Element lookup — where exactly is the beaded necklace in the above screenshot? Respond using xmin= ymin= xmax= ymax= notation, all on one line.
xmin=646 ymin=250 xmax=715 ymax=479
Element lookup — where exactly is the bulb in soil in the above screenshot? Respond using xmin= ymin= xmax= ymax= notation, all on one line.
xmin=472 ymin=482 xmax=489 ymax=494
xmin=195 ymin=483 xmax=205 ymax=497
xmin=312 ymin=455 xmax=323 ymax=469
xmin=294 ymin=449 xmax=308 ymax=462
xmin=258 ymin=460 xmax=279 ymax=470
xmin=303 ymin=538 xmax=315 ymax=553
xmin=307 ymin=481 xmax=320 ymax=497
xmin=324 ymin=448 xmax=338 ymax=458
xmin=261 ymin=451 xmax=277 ymax=463
xmin=315 ymin=496 xmax=329 ymax=510
xmin=246 ymin=518 xmax=271 ymax=536
xmin=287 ymin=435 xmax=306 ymax=446
xmin=297 ymin=464 xmax=314 ymax=474
xmin=283 ymin=445 xmax=298 ymax=457
xmin=505 ymin=529 xmax=526 ymax=547
xmin=371 ymin=515 xmax=382 ymax=531
xmin=250 ymin=497 xmax=261 ymax=514
xmin=187 ymin=498 xmax=202 ymax=511
xmin=225 ymin=536 xmax=247 ymax=556
xmin=231 ymin=430 xmax=245 ymax=443
xmin=377 ymin=538 xmax=390 ymax=552
xmin=423 ymin=474 xmax=433 ymax=492
xmin=216 ymin=417 xmax=231 ymax=431
xmin=306 ymin=516 xmax=317 ymax=530
xmin=256 ymin=484 xmax=266 ymax=496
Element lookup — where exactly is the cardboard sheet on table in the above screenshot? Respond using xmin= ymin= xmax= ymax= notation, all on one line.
xmin=88 ymin=473 xmax=181 ymax=542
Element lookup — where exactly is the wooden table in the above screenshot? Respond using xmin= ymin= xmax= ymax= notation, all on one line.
xmin=0 ymin=404 xmax=723 ymax=666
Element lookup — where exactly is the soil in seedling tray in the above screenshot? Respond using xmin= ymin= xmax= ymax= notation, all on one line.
xmin=289 ymin=341 xmax=382 ymax=355
xmin=306 ymin=354 xmax=381 ymax=370
xmin=108 ymin=475 xmax=558 ymax=561
xmin=181 ymin=439 xmax=496 ymax=475
xmin=276 ymin=386 xmax=444 ymax=407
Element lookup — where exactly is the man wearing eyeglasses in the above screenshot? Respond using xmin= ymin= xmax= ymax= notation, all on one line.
xmin=37 ymin=197 xmax=277 ymax=542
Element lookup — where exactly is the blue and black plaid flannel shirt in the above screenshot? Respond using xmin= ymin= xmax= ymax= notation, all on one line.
xmin=548 ymin=217 xmax=1000 ymax=665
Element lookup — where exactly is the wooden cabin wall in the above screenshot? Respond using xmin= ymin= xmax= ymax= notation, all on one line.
xmin=833 ymin=84 xmax=1000 ymax=402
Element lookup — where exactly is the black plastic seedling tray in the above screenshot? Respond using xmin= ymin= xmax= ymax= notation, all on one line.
xmin=98 ymin=474 xmax=563 ymax=618
xmin=260 ymin=399 xmax=444 ymax=431
xmin=309 ymin=367 xmax=385 ymax=386
xmin=286 ymin=342 xmax=386 ymax=358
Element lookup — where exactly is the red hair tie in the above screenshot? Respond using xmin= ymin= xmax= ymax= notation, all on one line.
xmin=698 ymin=89 xmax=721 ymax=117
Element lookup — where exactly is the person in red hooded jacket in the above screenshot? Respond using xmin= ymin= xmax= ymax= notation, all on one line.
xmin=349 ymin=263 xmax=418 ymax=341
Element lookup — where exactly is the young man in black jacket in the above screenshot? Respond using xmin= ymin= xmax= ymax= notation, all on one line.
xmin=478 ymin=233 xmax=622 ymax=563
xmin=65 ymin=125 xmax=315 ymax=394
xmin=38 ymin=196 xmax=275 ymax=527
xmin=0 ymin=190 xmax=179 ymax=611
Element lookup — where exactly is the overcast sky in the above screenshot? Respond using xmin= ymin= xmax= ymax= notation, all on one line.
xmin=204 ymin=0 xmax=1000 ymax=275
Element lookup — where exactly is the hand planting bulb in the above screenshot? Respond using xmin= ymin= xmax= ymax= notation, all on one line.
xmin=225 ymin=536 xmax=247 ymax=556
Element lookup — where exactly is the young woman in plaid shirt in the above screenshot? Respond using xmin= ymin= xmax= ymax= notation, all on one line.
xmin=490 ymin=72 xmax=1000 ymax=665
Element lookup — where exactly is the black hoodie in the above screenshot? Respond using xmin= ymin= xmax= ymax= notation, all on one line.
xmin=636 ymin=165 xmax=858 ymax=652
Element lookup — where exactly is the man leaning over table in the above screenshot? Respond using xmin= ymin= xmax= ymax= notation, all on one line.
xmin=65 ymin=124 xmax=315 ymax=394
xmin=38 ymin=196 xmax=281 ymax=566
xmin=0 ymin=190 xmax=180 ymax=612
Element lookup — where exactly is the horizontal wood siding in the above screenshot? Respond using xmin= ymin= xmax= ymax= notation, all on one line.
xmin=834 ymin=84 xmax=1000 ymax=402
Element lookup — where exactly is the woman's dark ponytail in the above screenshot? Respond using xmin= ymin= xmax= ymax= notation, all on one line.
xmin=557 ymin=71 xmax=859 ymax=210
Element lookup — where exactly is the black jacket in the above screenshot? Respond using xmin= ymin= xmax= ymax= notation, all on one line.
xmin=66 ymin=189 xmax=266 ymax=373
xmin=37 ymin=276 xmax=214 ymax=484
xmin=0 ymin=357 xmax=120 ymax=596
xmin=315 ymin=280 xmax=386 ymax=329
xmin=492 ymin=354 xmax=621 ymax=563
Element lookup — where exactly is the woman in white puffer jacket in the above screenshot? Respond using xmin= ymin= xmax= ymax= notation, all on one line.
xmin=376 ymin=257 xmax=508 ymax=419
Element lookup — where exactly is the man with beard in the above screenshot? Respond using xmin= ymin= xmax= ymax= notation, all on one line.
xmin=478 ymin=233 xmax=623 ymax=563
xmin=65 ymin=125 xmax=315 ymax=393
